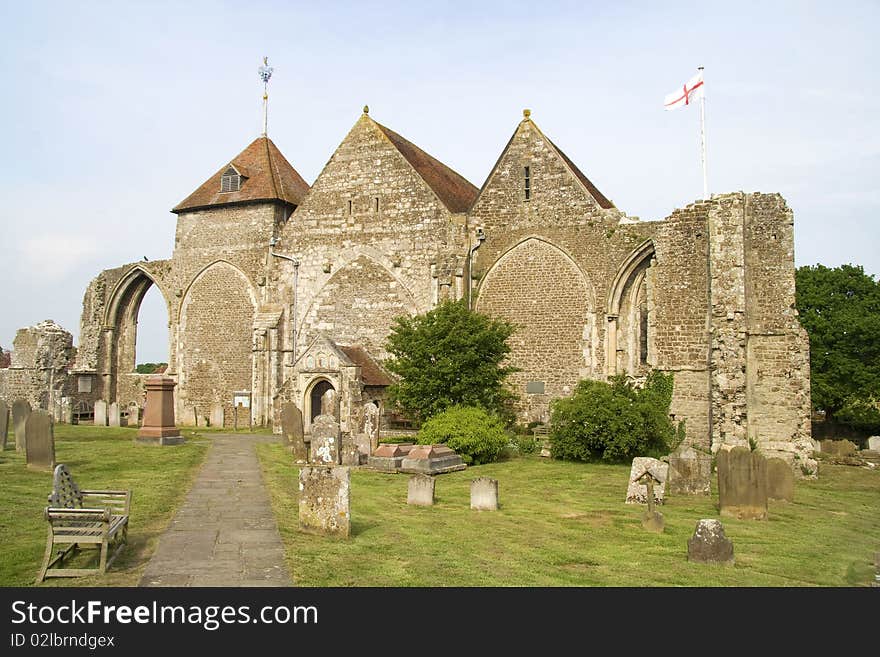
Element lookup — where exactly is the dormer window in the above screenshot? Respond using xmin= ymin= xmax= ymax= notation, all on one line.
xmin=220 ymin=165 xmax=243 ymax=193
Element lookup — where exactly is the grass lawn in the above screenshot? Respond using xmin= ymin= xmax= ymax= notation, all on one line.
xmin=0 ymin=424 xmax=209 ymax=587
xmin=257 ymin=443 xmax=880 ymax=586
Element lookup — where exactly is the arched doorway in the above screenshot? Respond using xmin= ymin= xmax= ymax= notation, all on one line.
xmin=307 ymin=379 xmax=335 ymax=424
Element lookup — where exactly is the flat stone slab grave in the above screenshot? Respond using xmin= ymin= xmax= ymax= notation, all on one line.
xmin=139 ymin=434 xmax=292 ymax=587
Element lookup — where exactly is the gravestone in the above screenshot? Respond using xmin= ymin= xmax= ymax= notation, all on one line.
xmin=281 ymin=402 xmax=307 ymax=462
xmin=353 ymin=433 xmax=372 ymax=459
xmin=310 ymin=414 xmax=340 ymax=464
xmin=407 ymin=474 xmax=435 ymax=506
xmin=320 ymin=389 xmax=339 ymax=420
xmin=687 ymin=519 xmax=735 ymax=565
xmin=367 ymin=443 xmax=415 ymax=472
xmin=12 ymin=399 xmax=31 ymax=452
xmin=362 ymin=402 xmax=380 ymax=453
xmin=93 ymin=400 xmax=108 ymax=427
xmin=869 ymin=436 xmax=880 ymax=452
xmin=667 ymin=445 xmax=712 ymax=495
xmin=182 ymin=404 xmax=197 ymax=427
xmin=820 ymin=439 xmax=858 ymax=457
xmin=108 ymin=402 xmax=121 ymax=427
xmin=340 ymin=435 xmax=362 ymax=466
xmin=717 ymin=446 xmax=768 ymax=520
xmin=625 ymin=457 xmax=668 ymax=504
xmin=137 ymin=376 xmax=183 ymax=445
xmin=298 ymin=465 xmax=351 ymax=538
xmin=25 ymin=409 xmax=55 ymax=471
xmin=471 ymin=477 xmax=499 ymax=511
xmin=638 ymin=471 xmax=664 ymax=533
xmin=127 ymin=403 xmax=140 ymax=428
xmin=399 ymin=444 xmax=467 ymax=474
xmin=210 ymin=403 xmax=224 ymax=428
xmin=0 ymin=400 xmax=8 ymax=450
xmin=765 ymin=457 xmax=794 ymax=502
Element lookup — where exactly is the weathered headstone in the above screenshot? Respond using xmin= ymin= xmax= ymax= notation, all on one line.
xmin=310 ymin=414 xmax=340 ymax=464
xmin=93 ymin=400 xmax=108 ymax=427
xmin=340 ymin=437 xmax=362 ymax=466
xmin=12 ymin=399 xmax=31 ymax=452
xmin=367 ymin=442 xmax=415 ymax=472
xmin=717 ymin=446 xmax=768 ymax=520
xmin=25 ymin=409 xmax=55 ymax=471
xmin=471 ymin=477 xmax=499 ymax=511
xmin=639 ymin=471 xmax=664 ymax=533
xmin=667 ymin=445 xmax=712 ymax=495
xmin=765 ymin=457 xmax=794 ymax=502
xmin=60 ymin=397 xmax=74 ymax=424
xmin=210 ymin=403 xmax=224 ymax=428
xmin=108 ymin=402 xmax=121 ymax=427
xmin=820 ymin=439 xmax=858 ymax=457
xmin=407 ymin=474 xmax=435 ymax=506
xmin=137 ymin=376 xmax=183 ymax=445
xmin=320 ymin=388 xmax=338 ymax=420
xmin=281 ymin=402 xmax=307 ymax=462
xmin=869 ymin=436 xmax=880 ymax=452
xmin=362 ymin=402 xmax=380 ymax=453
xmin=399 ymin=444 xmax=467 ymax=474
xmin=298 ymin=465 xmax=351 ymax=538
xmin=0 ymin=400 xmax=8 ymax=450
xmin=625 ymin=457 xmax=668 ymax=504
xmin=687 ymin=519 xmax=735 ymax=565
xmin=127 ymin=403 xmax=140 ymax=428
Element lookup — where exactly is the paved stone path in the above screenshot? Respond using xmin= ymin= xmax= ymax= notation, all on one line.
xmin=140 ymin=434 xmax=292 ymax=587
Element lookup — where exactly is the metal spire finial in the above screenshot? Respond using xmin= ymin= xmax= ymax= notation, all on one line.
xmin=259 ymin=56 xmax=274 ymax=136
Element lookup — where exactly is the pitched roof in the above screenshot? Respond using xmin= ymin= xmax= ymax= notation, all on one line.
xmin=546 ymin=137 xmax=615 ymax=209
xmin=373 ymin=120 xmax=479 ymax=213
xmin=172 ymin=136 xmax=310 ymax=213
xmin=338 ymin=345 xmax=394 ymax=387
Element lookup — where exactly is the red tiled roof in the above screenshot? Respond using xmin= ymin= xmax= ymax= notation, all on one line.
xmin=374 ymin=121 xmax=479 ymax=213
xmin=172 ymin=136 xmax=310 ymax=213
xmin=338 ymin=345 xmax=393 ymax=387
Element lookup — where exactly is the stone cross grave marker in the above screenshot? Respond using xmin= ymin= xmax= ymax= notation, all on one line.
xmin=765 ymin=457 xmax=794 ymax=502
xmin=108 ymin=402 xmax=121 ymax=427
xmin=471 ymin=477 xmax=499 ymax=511
xmin=281 ymin=402 xmax=307 ymax=462
xmin=637 ymin=469 xmax=664 ymax=533
xmin=12 ymin=399 xmax=31 ymax=452
xmin=0 ymin=399 xmax=8 ymax=450
xmin=25 ymin=409 xmax=55 ymax=471
xmin=298 ymin=465 xmax=351 ymax=538
xmin=407 ymin=474 xmax=435 ymax=506
xmin=717 ymin=446 xmax=768 ymax=520
xmin=210 ymin=403 xmax=224 ymax=428
xmin=687 ymin=519 xmax=734 ymax=565
xmin=93 ymin=400 xmax=108 ymax=427
xmin=310 ymin=414 xmax=340 ymax=464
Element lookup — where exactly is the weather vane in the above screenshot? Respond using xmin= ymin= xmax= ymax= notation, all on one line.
xmin=259 ymin=56 xmax=273 ymax=136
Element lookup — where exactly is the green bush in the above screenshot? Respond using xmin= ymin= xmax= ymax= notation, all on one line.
xmin=417 ymin=406 xmax=510 ymax=465
xmin=549 ymin=372 xmax=677 ymax=462
xmin=509 ymin=433 xmax=539 ymax=455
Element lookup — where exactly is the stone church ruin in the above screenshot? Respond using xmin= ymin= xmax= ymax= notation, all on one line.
xmin=0 ymin=106 xmax=815 ymax=474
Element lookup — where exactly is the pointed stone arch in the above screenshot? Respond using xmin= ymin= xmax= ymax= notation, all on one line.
xmin=298 ymin=254 xmax=419 ymax=360
xmin=102 ymin=265 xmax=173 ymax=402
xmin=178 ymin=261 xmax=257 ymax=426
xmin=606 ymin=239 xmax=656 ymax=377
xmin=475 ymin=237 xmax=595 ymax=421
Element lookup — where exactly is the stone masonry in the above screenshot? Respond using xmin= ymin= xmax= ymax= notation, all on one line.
xmin=3 ymin=105 xmax=811 ymax=475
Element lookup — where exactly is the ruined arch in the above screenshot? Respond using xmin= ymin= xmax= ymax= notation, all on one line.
xmin=475 ymin=237 xmax=595 ymax=418
xmin=298 ymin=254 xmax=419 ymax=359
xmin=178 ymin=261 xmax=257 ymax=426
xmin=102 ymin=266 xmax=172 ymax=402
xmin=606 ymin=240 xmax=656 ymax=377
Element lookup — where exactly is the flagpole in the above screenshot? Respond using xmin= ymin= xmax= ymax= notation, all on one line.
xmin=699 ymin=66 xmax=708 ymax=199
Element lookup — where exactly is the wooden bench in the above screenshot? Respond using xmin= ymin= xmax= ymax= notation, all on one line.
xmin=36 ymin=464 xmax=131 ymax=583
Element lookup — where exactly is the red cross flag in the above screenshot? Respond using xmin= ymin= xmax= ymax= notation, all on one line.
xmin=664 ymin=71 xmax=704 ymax=111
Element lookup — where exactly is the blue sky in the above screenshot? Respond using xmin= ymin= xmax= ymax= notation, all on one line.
xmin=1 ymin=0 xmax=877 ymax=363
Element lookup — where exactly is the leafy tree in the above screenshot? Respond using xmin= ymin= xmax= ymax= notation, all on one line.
xmin=0 ymin=345 xmax=10 ymax=369
xmin=135 ymin=362 xmax=168 ymax=374
xmin=795 ymin=264 xmax=880 ymax=429
xmin=384 ymin=300 xmax=517 ymax=423
xmin=417 ymin=406 xmax=510 ymax=465
xmin=549 ymin=371 xmax=677 ymax=462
